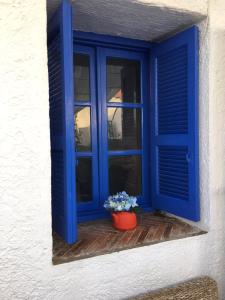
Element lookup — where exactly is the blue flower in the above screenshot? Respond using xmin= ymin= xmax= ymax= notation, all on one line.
xmin=130 ymin=197 xmax=138 ymax=207
xmin=124 ymin=203 xmax=131 ymax=211
xmin=103 ymin=191 xmax=139 ymax=212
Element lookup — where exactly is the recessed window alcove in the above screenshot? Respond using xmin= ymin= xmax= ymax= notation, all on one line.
xmin=47 ymin=0 xmax=207 ymax=263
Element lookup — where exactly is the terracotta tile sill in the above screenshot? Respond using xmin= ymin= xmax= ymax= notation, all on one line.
xmin=52 ymin=212 xmax=206 ymax=265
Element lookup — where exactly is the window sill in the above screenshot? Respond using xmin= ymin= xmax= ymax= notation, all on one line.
xmin=52 ymin=212 xmax=206 ymax=265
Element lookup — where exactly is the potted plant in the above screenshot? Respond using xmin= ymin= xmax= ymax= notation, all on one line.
xmin=103 ymin=191 xmax=139 ymax=231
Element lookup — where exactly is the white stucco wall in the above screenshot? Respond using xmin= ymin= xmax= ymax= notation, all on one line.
xmin=1 ymin=0 xmax=225 ymax=299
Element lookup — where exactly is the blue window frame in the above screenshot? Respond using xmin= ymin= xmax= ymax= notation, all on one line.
xmin=74 ymin=39 xmax=151 ymax=222
xmin=74 ymin=45 xmax=99 ymax=214
xmin=48 ymin=0 xmax=199 ymax=244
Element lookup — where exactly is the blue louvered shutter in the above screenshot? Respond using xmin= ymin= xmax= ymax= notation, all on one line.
xmin=151 ymin=26 xmax=199 ymax=221
xmin=48 ymin=0 xmax=77 ymax=243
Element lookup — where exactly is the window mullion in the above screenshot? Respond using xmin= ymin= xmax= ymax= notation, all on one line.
xmin=96 ymin=47 xmax=108 ymax=208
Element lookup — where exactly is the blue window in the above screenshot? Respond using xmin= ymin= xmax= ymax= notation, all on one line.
xmin=74 ymin=44 xmax=151 ymax=222
xmin=48 ymin=0 xmax=199 ymax=244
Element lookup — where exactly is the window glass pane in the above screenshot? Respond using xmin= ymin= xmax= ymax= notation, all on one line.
xmin=76 ymin=158 xmax=92 ymax=202
xmin=74 ymin=54 xmax=90 ymax=101
xmin=108 ymin=108 xmax=141 ymax=150
xmin=109 ymin=156 xmax=142 ymax=196
xmin=107 ymin=57 xmax=140 ymax=103
xmin=74 ymin=107 xmax=91 ymax=151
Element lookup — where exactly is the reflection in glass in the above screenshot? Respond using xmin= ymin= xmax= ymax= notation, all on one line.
xmin=108 ymin=108 xmax=141 ymax=150
xmin=109 ymin=156 xmax=142 ymax=195
xmin=107 ymin=57 xmax=140 ymax=103
xmin=76 ymin=158 xmax=92 ymax=202
xmin=74 ymin=54 xmax=90 ymax=101
xmin=74 ymin=107 xmax=91 ymax=151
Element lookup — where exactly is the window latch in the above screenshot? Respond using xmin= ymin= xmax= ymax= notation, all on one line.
xmin=186 ymin=153 xmax=191 ymax=163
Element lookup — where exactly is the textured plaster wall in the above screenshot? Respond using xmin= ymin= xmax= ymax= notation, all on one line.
xmin=1 ymin=0 xmax=225 ymax=300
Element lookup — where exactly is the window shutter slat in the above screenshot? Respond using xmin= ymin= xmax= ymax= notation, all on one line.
xmin=48 ymin=0 xmax=77 ymax=243
xmin=151 ymin=26 xmax=199 ymax=221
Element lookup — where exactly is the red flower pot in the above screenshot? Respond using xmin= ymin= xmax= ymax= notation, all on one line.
xmin=112 ymin=212 xmax=137 ymax=231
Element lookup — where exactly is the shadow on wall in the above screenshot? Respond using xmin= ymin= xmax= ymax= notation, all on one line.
xmin=47 ymin=0 xmax=206 ymax=41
